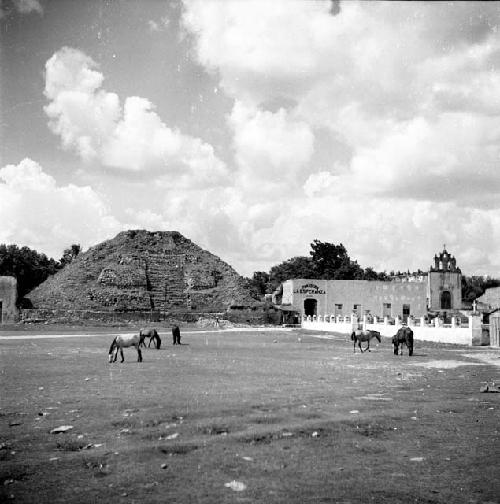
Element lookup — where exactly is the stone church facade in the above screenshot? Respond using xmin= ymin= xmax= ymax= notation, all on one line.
xmin=275 ymin=248 xmax=462 ymax=322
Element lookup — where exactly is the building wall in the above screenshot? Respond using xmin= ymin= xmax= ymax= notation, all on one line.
xmin=0 ymin=276 xmax=18 ymax=323
xmin=282 ymin=279 xmax=428 ymax=319
xmin=427 ymin=270 xmax=462 ymax=312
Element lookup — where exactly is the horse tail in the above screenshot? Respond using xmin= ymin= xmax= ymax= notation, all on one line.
xmin=108 ymin=337 xmax=117 ymax=355
xmin=350 ymin=332 xmax=355 ymax=341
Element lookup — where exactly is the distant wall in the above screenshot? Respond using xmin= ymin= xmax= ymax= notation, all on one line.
xmin=302 ymin=314 xmax=483 ymax=346
xmin=0 ymin=276 xmax=18 ymax=323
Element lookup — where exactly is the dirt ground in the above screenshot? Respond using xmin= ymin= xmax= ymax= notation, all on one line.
xmin=0 ymin=326 xmax=499 ymax=503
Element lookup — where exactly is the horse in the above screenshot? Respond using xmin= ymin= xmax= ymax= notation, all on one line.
xmin=109 ymin=334 xmax=143 ymax=363
xmin=392 ymin=326 xmax=414 ymax=356
xmin=172 ymin=325 xmax=181 ymax=345
xmin=350 ymin=329 xmax=381 ymax=353
xmin=139 ymin=328 xmax=161 ymax=349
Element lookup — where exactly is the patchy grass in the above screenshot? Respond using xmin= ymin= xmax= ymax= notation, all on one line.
xmin=0 ymin=327 xmax=499 ymax=503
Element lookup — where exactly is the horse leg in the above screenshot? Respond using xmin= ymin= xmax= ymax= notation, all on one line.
xmin=137 ymin=346 xmax=143 ymax=362
xmin=120 ymin=348 xmax=124 ymax=363
xmin=408 ymin=336 xmax=414 ymax=356
xmin=358 ymin=341 xmax=364 ymax=353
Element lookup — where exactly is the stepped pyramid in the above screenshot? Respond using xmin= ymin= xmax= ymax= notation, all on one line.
xmin=27 ymin=230 xmax=259 ymax=312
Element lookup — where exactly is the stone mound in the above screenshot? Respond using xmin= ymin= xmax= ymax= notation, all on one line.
xmin=27 ymin=230 xmax=259 ymax=312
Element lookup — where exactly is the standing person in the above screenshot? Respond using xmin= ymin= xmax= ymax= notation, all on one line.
xmin=172 ymin=324 xmax=181 ymax=345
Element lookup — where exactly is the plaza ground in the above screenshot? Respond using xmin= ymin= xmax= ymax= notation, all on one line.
xmin=0 ymin=326 xmax=499 ymax=503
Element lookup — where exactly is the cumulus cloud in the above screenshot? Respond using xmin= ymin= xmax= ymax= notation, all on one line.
xmin=180 ymin=0 xmax=500 ymax=275
xmin=44 ymin=47 xmax=228 ymax=186
xmin=8 ymin=2 xmax=500 ymax=278
xmin=0 ymin=159 xmax=121 ymax=258
xmin=228 ymin=101 xmax=315 ymax=200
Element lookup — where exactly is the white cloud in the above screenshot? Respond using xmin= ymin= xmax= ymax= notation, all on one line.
xmin=179 ymin=0 xmax=500 ymax=276
xmin=0 ymin=159 xmax=121 ymax=259
xmin=44 ymin=47 xmax=228 ymax=186
xmin=304 ymin=171 xmax=338 ymax=198
xmin=7 ymin=2 xmax=500 ymax=280
xmin=228 ymin=101 xmax=315 ymax=201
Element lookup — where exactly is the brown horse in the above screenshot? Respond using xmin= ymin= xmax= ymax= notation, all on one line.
xmin=350 ymin=329 xmax=381 ymax=353
xmin=109 ymin=334 xmax=143 ymax=363
xmin=139 ymin=328 xmax=161 ymax=349
xmin=392 ymin=327 xmax=413 ymax=356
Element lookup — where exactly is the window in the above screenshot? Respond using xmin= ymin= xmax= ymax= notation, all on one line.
xmin=383 ymin=303 xmax=391 ymax=317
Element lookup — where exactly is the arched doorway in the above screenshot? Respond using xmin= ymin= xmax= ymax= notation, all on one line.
xmin=304 ymin=298 xmax=317 ymax=317
xmin=440 ymin=291 xmax=452 ymax=310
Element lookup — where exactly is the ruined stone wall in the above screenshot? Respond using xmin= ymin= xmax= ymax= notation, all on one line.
xmin=0 ymin=276 xmax=18 ymax=323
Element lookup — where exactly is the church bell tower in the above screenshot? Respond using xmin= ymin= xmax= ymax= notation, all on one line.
xmin=427 ymin=246 xmax=462 ymax=313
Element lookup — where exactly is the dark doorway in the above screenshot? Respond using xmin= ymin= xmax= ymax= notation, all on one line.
xmin=440 ymin=291 xmax=452 ymax=310
xmin=402 ymin=304 xmax=410 ymax=323
xmin=0 ymin=301 xmax=2 ymax=323
xmin=304 ymin=298 xmax=317 ymax=317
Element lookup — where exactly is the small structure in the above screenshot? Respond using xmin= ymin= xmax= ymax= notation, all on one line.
xmin=489 ymin=311 xmax=500 ymax=347
xmin=0 ymin=276 xmax=18 ymax=323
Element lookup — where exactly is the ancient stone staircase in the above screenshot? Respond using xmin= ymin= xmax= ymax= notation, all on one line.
xmin=143 ymin=252 xmax=187 ymax=311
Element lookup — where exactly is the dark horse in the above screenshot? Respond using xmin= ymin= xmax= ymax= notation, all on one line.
xmin=392 ymin=326 xmax=414 ymax=356
xmin=350 ymin=329 xmax=381 ymax=353
xmin=109 ymin=334 xmax=143 ymax=363
xmin=172 ymin=325 xmax=181 ymax=345
xmin=139 ymin=328 xmax=161 ymax=349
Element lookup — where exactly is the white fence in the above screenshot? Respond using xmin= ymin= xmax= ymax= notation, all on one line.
xmin=302 ymin=314 xmax=484 ymax=346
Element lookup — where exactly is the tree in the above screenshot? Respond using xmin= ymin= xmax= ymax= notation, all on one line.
xmin=0 ymin=244 xmax=59 ymax=301
xmin=248 ymin=271 xmax=271 ymax=296
xmin=309 ymin=240 xmax=365 ymax=279
xmin=461 ymin=276 xmax=500 ymax=304
xmin=268 ymin=256 xmax=317 ymax=291
xmin=60 ymin=244 xmax=81 ymax=267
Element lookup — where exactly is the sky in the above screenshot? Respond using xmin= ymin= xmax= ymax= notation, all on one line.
xmin=1 ymin=0 xmax=500 ymax=278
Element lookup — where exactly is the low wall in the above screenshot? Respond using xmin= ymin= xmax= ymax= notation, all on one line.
xmin=302 ymin=314 xmax=483 ymax=346
xmin=19 ymin=307 xmax=280 ymax=326
xmin=19 ymin=308 xmax=221 ymax=325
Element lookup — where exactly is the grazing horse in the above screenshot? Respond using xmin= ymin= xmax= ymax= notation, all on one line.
xmin=109 ymin=334 xmax=143 ymax=363
xmin=139 ymin=328 xmax=161 ymax=349
xmin=392 ymin=327 xmax=414 ymax=356
xmin=350 ymin=329 xmax=381 ymax=353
